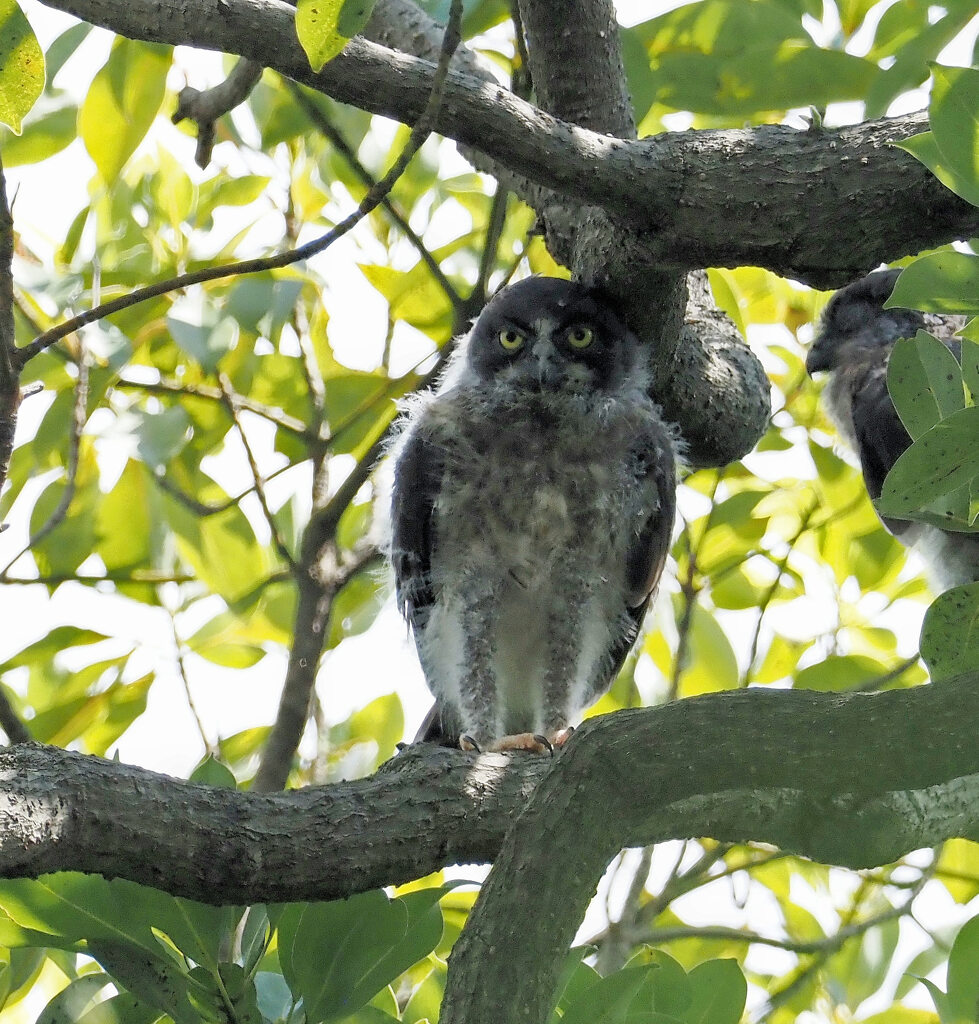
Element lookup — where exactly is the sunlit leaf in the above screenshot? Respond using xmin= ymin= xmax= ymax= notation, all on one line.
xmin=888 ymin=253 xmax=979 ymax=315
xmin=0 ymin=0 xmax=44 ymax=133
xmin=78 ymin=38 xmax=171 ymax=182
xmin=296 ymin=0 xmax=378 ymax=72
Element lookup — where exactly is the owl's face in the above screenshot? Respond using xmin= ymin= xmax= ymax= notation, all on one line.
xmin=462 ymin=278 xmax=640 ymax=394
xmin=807 ymin=269 xmax=924 ymax=373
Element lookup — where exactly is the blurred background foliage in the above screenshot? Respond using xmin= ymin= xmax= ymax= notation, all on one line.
xmin=1 ymin=0 xmax=979 ymax=1021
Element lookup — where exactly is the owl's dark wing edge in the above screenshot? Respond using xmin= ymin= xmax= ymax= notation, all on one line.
xmin=847 ymin=361 xmax=914 ymax=537
xmin=391 ymin=427 xmax=458 ymax=745
xmin=391 ymin=426 xmax=443 ymax=630
xmin=604 ymin=436 xmax=678 ymax=682
xmin=626 ymin=437 xmax=677 ymax=610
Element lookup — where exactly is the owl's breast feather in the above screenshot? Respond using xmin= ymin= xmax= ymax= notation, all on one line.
xmin=427 ymin=387 xmax=654 ymax=584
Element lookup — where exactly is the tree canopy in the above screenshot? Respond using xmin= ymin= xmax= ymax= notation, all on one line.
xmin=1 ymin=0 xmax=979 ymax=1022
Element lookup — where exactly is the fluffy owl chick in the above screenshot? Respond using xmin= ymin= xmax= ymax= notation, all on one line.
xmin=807 ymin=269 xmax=978 ymax=591
xmin=389 ymin=277 xmax=678 ymax=752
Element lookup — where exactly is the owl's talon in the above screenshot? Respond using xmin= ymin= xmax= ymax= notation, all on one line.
xmin=460 ymin=734 xmax=481 ymax=753
xmin=532 ymin=734 xmax=554 ymax=755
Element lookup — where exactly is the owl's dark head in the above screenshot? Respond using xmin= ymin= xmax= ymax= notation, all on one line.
xmin=807 ymin=269 xmax=925 ymax=374
xmin=461 ymin=277 xmax=642 ymax=393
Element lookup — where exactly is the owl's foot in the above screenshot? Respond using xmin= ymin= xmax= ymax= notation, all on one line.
xmin=485 ymin=731 xmax=571 ymax=754
xmin=459 ymin=735 xmax=482 ymax=753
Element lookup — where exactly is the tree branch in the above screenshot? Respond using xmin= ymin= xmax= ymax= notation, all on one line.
xmin=36 ymin=0 xmax=979 ymax=287
xmin=2 ymin=680 xmax=978 ymax=918
xmin=438 ymin=673 xmax=979 ymax=1024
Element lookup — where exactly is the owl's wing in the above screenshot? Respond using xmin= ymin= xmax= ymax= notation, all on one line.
xmin=847 ymin=361 xmax=913 ymax=514
xmin=625 ymin=432 xmax=677 ymax=610
xmin=391 ymin=424 xmax=444 ymax=630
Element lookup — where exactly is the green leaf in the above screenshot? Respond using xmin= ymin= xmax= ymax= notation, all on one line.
xmin=37 ymin=974 xmax=111 ymax=1024
xmin=877 ymin=407 xmax=979 ymax=521
xmin=0 ymin=0 xmax=44 ymax=133
xmin=76 ymin=992 xmax=162 ymax=1024
xmin=674 ymin=601 xmax=739 ymax=695
xmin=87 ymin=940 xmax=198 ymax=1024
xmin=919 ymin=582 xmax=979 ymax=683
xmin=78 ymin=38 xmax=171 ymax=182
xmin=256 ymin=972 xmax=293 ymax=1024
xmin=166 ymin=502 xmax=269 ymax=603
xmin=43 ymin=21 xmax=91 ymax=83
xmin=327 ymin=573 xmax=385 ymax=647
xmin=558 ymin=966 xmax=652 ymax=1024
xmin=946 ymin=914 xmax=979 ymax=1022
xmin=169 ymin=316 xmax=238 ymax=373
xmin=935 ymin=839 xmax=979 ymax=904
xmin=961 ymin=337 xmax=979 ymax=403
xmin=633 ymin=1 xmax=876 ymax=117
xmin=189 ymin=754 xmax=238 ymax=788
xmin=0 ymin=876 xmax=236 ymax=971
xmin=897 ymin=131 xmax=979 ymax=209
xmin=929 ymin=66 xmax=979 ymax=206
xmin=794 ymin=654 xmax=889 ymax=692
xmin=887 ymin=331 xmax=965 ymax=440
xmin=0 ymin=626 xmax=109 ymax=670
xmin=296 ymin=0 xmax=378 ymax=72
xmin=278 ymin=888 xmax=445 ymax=1024
xmin=684 ymin=959 xmax=746 ymax=1024
xmin=0 ymin=103 xmax=76 ymax=166
xmin=133 ymin=406 xmax=192 ymax=469
xmin=888 ymin=253 xmax=979 ymax=315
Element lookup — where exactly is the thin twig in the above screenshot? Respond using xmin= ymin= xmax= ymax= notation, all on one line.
xmin=757 ymin=861 xmax=933 ymax=1021
xmin=167 ymin=606 xmax=217 ymax=757
xmin=285 ymin=81 xmax=463 ymax=312
xmin=217 ymin=372 xmax=297 ymax=571
xmin=0 ymin=150 xmax=21 ymax=505
xmin=18 ymin=2 xmax=465 ymax=369
xmin=114 ymin=376 xmax=312 ymax=438
xmin=743 ymin=494 xmax=819 ymax=684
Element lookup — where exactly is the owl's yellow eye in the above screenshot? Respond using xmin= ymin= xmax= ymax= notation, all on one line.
xmin=499 ymin=328 xmax=525 ymax=351
xmin=567 ymin=325 xmax=594 ymax=349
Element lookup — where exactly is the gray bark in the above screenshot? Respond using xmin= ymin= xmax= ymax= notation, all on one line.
xmin=2 ymin=678 xmax=978 ymax=909
xmin=439 ymin=672 xmax=979 ymax=1023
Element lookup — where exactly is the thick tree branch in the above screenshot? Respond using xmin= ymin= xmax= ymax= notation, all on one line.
xmin=439 ymin=673 xmax=979 ymax=1023
xmin=2 ymin=680 xmax=978 ymax=914
xmin=37 ymin=0 xmax=979 ymax=287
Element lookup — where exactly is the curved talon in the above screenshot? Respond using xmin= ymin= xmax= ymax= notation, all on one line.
xmin=460 ymin=734 xmax=482 ymax=753
xmin=533 ymin=734 xmax=554 ymax=755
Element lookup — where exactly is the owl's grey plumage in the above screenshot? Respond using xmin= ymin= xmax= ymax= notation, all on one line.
xmin=389 ymin=277 xmax=678 ymax=751
xmin=807 ymin=268 xmax=979 ymax=591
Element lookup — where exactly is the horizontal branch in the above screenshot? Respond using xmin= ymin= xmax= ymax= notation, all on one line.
xmin=2 ymin=679 xmax=978 ymax=916
xmin=39 ymin=0 xmax=979 ymax=285
xmin=439 ymin=672 xmax=979 ymax=1024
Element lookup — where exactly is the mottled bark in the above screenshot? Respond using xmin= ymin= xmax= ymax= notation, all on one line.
xmin=1 ymin=679 xmax=977 ymax=909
